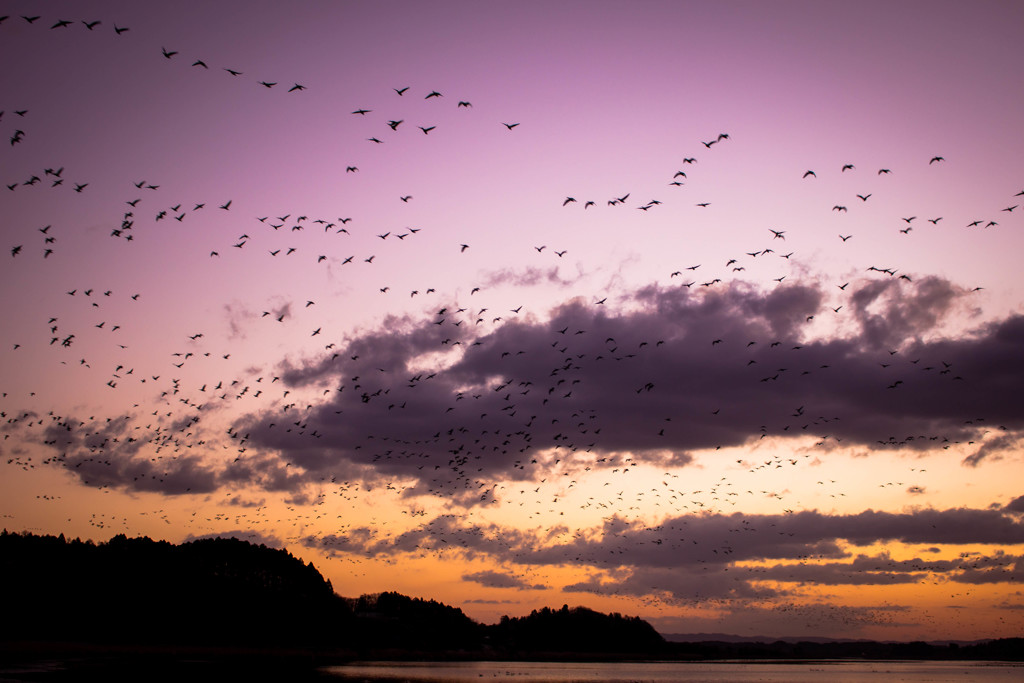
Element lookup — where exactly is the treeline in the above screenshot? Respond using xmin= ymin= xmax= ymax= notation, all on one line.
xmin=2 ymin=531 xmax=1020 ymax=661
xmin=0 ymin=530 xmax=664 ymax=656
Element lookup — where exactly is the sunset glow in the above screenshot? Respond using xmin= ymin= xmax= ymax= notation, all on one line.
xmin=2 ymin=0 xmax=1023 ymax=642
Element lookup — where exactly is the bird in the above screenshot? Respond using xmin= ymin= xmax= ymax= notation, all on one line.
xmin=192 ymin=59 xmax=208 ymax=69
xmin=802 ymin=170 xmax=816 ymax=178
xmin=394 ymin=87 xmax=409 ymax=95
xmin=929 ymin=156 xmax=945 ymax=164
xmin=258 ymin=81 xmax=276 ymax=88
xmin=502 ymin=122 xmax=519 ymax=129
xmin=425 ymin=91 xmax=443 ymax=98
xmin=288 ymin=83 xmax=306 ymax=92
xmin=161 ymin=47 xmax=177 ymax=59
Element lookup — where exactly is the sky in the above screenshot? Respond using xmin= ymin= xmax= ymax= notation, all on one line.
xmin=2 ymin=0 xmax=1023 ymax=641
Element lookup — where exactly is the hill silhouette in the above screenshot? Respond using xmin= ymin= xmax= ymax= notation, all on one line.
xmin=490 ymin=604 xmax=665 ymax=655
xmin=2 ymin=530 xmax=1020 ymax=664
xmin=0 ymin=530 xmax=661 ymax=656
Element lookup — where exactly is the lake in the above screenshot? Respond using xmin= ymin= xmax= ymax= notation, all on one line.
xmin=320 ymin=660 xmax=1024 ymax=682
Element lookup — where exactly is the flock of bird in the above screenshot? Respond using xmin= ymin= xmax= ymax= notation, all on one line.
xmin=2 ymin=10 xmax=1022 ymax=631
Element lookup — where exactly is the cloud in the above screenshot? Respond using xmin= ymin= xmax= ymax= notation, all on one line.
xmin=1005 ymin=495 xmax=1024 ymax=514
xmin=462 ymin=569 xmax=548 ymax=590
xmin=480 ymin=265 xmax=582 ymax=289
xmin=27 ymin=276 xmax=1024 ymax=500
xmin=962 ymin=434 xmax=1019 ymax=468
xmin=296 ymin=505 xmax=1024 ymax=604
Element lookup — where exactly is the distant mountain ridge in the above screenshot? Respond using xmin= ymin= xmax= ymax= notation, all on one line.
xmin=664 ymin=633 xmax=993 ymax=646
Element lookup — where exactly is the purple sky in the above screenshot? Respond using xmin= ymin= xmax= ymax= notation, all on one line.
xmin=2 ymin=1 xmax=1023 ymax=640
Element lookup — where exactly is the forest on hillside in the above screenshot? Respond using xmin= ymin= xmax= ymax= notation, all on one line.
xmin=1 ymin=530 xmax=1020 ymax=662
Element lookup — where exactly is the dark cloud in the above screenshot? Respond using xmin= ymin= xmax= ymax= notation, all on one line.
xmin=462 ymin=569 xmax=547 ymax=590
xmin=213 ymin=277 xmax=1023 ymax=499
xmin=962 ymin=434 xmax=1019 ymax=468
xmin=297 ymin=506 xmax=1024 ymax=603
xmin=26 ymin=276 xmax=1024 ymax=501
xmin=849 ymin=276 xmax=963 ymax=351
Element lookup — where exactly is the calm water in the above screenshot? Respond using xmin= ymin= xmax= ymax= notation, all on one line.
xmin=320 ymin=660 xmax=1023 ymax=683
